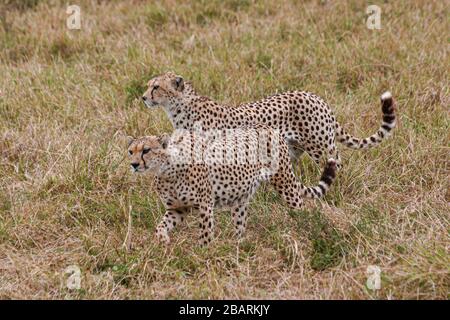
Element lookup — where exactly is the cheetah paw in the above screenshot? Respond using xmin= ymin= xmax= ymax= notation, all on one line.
xmin=155 ymin=230 xmax=170 ymax=244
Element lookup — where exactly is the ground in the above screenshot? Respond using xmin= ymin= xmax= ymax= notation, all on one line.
xmin=0 ymin=0 xmax=448 ymax=299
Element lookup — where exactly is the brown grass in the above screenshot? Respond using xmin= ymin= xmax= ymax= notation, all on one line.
xmin=0 ymin=0 xmax=449 ymax=299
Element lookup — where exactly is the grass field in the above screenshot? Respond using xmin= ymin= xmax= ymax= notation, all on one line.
xmin=0 ymin=0 xmax=448 ymax=299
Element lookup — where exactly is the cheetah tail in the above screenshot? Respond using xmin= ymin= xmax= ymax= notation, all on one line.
xmin=336 ymin=91 xmax=396 ymax=150
xmin=302 ymin=158 xmax=337 ymax=199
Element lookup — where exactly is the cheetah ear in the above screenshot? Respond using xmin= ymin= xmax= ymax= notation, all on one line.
xmin=172 ymin=76 xmax=184 ymax=92
xmin=126 ymin=135 xmax=135 ymax=147
xmin=158 ymin=133 xmax=170 ymax=149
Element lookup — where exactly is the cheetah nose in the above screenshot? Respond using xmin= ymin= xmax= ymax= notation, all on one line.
xmin=142 ymin=96 xmax=147 ymax=101
xmin=131 ymin=163 xmax=139 ymax=169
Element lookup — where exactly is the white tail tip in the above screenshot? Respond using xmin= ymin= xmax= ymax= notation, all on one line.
xmin=381 ymin=91 xmax=392 ymax=100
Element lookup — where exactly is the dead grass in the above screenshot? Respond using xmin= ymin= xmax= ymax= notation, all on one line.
xmin=0 ymin=0 xmax=449 ymax=299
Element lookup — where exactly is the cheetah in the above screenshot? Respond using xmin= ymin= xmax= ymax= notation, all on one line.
xmin=142 ymin=72 xmax=396 ymax=174
xmin=127 ymin=127 xmax=336 ymax=245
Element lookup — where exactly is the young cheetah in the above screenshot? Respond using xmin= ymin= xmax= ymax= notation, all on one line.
xmin=142 ymin=72 xmax=396 ymax=172
xmin=128 ymin=128 xmax=336 ymax=245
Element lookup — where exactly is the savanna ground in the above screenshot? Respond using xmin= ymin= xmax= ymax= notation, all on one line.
xmin=0 ymin=0 xmax=449 ymax=299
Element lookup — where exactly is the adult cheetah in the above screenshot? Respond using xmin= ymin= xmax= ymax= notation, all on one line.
xmin=142 ymin=72 xmax=396 ymax=172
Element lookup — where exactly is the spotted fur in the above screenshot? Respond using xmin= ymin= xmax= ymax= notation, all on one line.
xmin=128 ymin=128 xmax=336 ymax=245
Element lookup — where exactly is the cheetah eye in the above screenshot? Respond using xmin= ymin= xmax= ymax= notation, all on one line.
xmin=153 ymin=85 xmax=159 ymax=90
xmin=142 ymin=148 xmax=151 ymax=154
xmin=128 ymin=150 xmax=133 ymax=155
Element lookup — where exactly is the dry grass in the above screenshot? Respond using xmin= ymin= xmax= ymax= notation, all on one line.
xmin=0 ymin=0 xmax=449 ymax=299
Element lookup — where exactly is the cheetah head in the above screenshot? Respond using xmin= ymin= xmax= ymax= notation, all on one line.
xmin=127 ymin=134 xmax=170 ymax=174
xmin=142 ymin=72 xmax=185 ymax=108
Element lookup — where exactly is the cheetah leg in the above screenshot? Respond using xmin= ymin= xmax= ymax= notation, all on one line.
xmin=279 ymin=184 xmax=305 ymax=209
xmin=231 ymin=203 xmax=249 ymax=238
xmin=270 ymin=171 xmax=305 ymax=210
xmin=199 ymin=203 xmax=214 ymax=246
xmin=288 ymin=144 xmax=304 ymax=163
xmin=270 ymin=144 xmax=306 ymax=209
xmin=307 ymin=148 xmax=323 ymax=166
xmin=286 ymin=139 xmax=305 ymax=166
xmin=155 ymin=208 xmax=188 ymax=244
